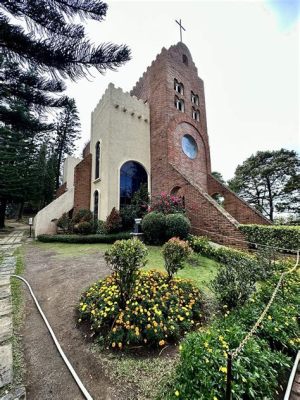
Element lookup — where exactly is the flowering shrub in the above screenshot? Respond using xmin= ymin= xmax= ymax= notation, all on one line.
xmin=162 ymin=238 xmax=192 ymax=279
xmin=78 ymin=270 xmax=206 ymax=349
xmin=150 ymin=192 xmax=185 ymax=215
xmin=104 ymin=239 xmax=148 ymax=307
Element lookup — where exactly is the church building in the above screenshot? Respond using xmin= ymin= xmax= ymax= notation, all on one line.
xmin=34 ymin=42 xmax=269 ymax=244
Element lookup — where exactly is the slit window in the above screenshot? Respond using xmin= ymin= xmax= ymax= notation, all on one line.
xmin=191 ymin=91 xmax=199 ymax=106
xmin=192 ymin=107 xmax=200 ymax=121
xmin=95 ymin=141 xmax=100 ymax=179
xmin=174 ymin=79 xmax=184 ymax=95
xmin=175 ymin=96 xmax=184 ymax=112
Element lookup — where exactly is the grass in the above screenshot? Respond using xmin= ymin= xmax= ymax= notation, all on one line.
xmin=34 ymin=241 xmax=219 ymax=290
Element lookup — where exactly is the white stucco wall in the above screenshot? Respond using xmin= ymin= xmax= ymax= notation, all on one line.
xmin=62 ymin=157 xmax=81 ymax=188
xmin=90 ymin=83 xmax=151 ymax=221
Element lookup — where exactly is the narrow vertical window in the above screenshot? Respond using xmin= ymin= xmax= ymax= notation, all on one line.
xmin=95 ymin=141 xmax=100 ymax=179
xmin=94 ymin=190 xmax=99 ymax=219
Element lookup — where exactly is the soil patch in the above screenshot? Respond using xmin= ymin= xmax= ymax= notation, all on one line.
xmin=22 ymin=243 xmax=122 ymax=400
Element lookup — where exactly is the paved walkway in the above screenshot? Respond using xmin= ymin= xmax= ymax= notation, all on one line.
xmin=0 ymin=226 xmax=26 ymax=400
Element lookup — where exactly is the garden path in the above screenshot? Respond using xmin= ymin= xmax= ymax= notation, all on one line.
xmin=22 ymin=243 xmax=120 ymax=400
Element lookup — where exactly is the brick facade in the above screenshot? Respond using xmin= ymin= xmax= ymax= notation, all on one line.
xmin=131 ymin=42 xmax=270 ymax=246
xmin=73 ymin=153 xmax=92 ymax=212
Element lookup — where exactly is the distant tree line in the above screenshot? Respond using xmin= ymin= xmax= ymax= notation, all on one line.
xmin=0 ymin=0 xmax=130 ymax=228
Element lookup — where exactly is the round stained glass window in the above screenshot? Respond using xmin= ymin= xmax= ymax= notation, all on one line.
xmin=181 ymin=134 xmax=198 ymax=159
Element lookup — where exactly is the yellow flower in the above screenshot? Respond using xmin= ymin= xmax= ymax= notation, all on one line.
xmin=179 ymin=344 xmax=183 ymax=351
xmin=159 ymin=340 xmax=165 ymax=346
xmin=175 ymin=390 xmax=180 ymax=397
xmin=112 ymin=342 xmax=116 ymax=348
xmin=219 ymin=366 xmax=227 ymax=374
xmin=214 ymin=397 xmax=218 ymax=400
xmin=268 ymin=315 xmax=272 ymax=320
xmin=118 ymin=342 xmax=122 ymax=349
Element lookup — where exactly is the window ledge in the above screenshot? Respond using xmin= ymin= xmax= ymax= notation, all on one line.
xmin=93 ymin=178 xmax=101 ymax=183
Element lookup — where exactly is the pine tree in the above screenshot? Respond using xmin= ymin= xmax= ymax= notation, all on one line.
xmin=53 ymin=98 xmax=81 ymax=189
xmin=0 ymin=0 xmax=130 ymax=80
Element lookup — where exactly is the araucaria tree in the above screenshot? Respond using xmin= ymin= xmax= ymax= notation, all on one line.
xmin=53 ymin=99 xmax=81 ymax=189
xmin=228 ymin=149 xmax=300 ymax=221
xmin=0 ymin=0 xmax=130 ymax=227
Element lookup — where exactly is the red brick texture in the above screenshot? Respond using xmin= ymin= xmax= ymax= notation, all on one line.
xmin=207 ymin=174 xmax=270 ymax=225
xmin=131 ymin=42 xmax=266 ymax=246
xmin=55 ymin=182 xmax=67 ymax=199
xmin=73 ymin=153 xmax=92 ymax=212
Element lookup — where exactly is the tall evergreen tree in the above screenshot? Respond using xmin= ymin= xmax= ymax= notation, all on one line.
xmin=53 ymin=98 xmax=81 ymax=189
xmin=0 ymin=0 xmax=130 ymax=80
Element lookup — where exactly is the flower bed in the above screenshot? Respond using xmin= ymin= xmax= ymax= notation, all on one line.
xmin=78 ymin=270 xmax=207 ymax=349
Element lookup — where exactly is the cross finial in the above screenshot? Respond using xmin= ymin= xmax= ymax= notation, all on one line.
xmin=175 ymin=19 xmax=186 ymax=42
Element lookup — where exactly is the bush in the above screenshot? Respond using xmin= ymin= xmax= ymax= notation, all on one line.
xmin=37 ymin=232 xmax=131 ymax=243
xmin=105 ymin=207 xmax=122 ymax=234
xmin=77 ymin=221 xmax=93 ymax=235
xmin=150 ymin=192 xmax=185 ymax=214
xmin=56 ymin=212 xmax=72 ymax=233
xmin=78 ymin=270 xmax=207 ymax=349
xmin=104 ymin=239 xmax=148 ymax=307
xmin=159 ymin=262 xmax=299 ymax=400
xmin=210 ymin=258 xmax=257 ymax=309
xmin=141 ymin=212 xmax=166 ymax=245
xmin=95 ymin=220 xmax=107 ymax=234
xmin=72 ymin=208 xmax=93 ymax=224
xmin=160 ymin=326 xmax=291 ymax=400
xmin=239 ymin=224 xmax=300 ymax=251
xmin=165 ymin=214 xmax=191 ymax=240
xmin=162 ymin=238 xmax=192 ymax=279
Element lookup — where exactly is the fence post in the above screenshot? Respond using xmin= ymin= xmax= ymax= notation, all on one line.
xmin=225 ymin=353 xmax=232 ymax=400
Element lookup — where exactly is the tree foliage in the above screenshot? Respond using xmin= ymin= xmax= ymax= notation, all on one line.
xmin=0 ymin=0 xmax=130 ymax=80
xmin=228 ymin=149 xmax=300 ymax=221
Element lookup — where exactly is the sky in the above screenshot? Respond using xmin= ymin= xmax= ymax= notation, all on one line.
xmin=65 ymin=0 xmax=300 ymax=180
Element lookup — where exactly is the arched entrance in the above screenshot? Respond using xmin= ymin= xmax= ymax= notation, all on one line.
xmin=120 ymin=161 xmax=148 ymax=206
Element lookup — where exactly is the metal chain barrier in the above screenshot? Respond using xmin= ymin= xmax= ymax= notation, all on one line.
xmin=225 ymin=250 xmax=300 ymax=399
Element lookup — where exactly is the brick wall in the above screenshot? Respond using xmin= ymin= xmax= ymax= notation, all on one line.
xmin=73 ymin=153 xmax=92 ymax=212
xmin=55 ymin=182 xmax=67 ymax=199
xmin=207 ymin=174 xmax=271 ymax=225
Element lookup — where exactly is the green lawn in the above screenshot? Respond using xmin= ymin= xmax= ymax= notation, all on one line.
xmin=34 ymin=241 xmax=219 ymax=290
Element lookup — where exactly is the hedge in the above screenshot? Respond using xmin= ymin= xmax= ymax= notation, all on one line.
xmin=37 ymin=232 xmax=131 ymax=244
xmin=187 ymin=235 xmax=256 ymax=266
xmin=239 ymin=224 xmax=300 ymax=251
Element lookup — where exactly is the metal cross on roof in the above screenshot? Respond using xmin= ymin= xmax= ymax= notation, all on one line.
xmin=175 ymin=19 xmax=186 ymax=42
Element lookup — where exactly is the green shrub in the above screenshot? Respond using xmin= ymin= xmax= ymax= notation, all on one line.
xmin=104 ymin=239 xmax=148 ymax=307
xmin=165 ymin=214 xmax=191 ymax=240
xmin=77 ymin=221 xmax=93 ymax=235
xmin=105 ymin=207 xmax=122 ymax=233
xmin=159 ymin=326 xmax=291 ymax=400
xmin=141 ymin=211 xmax=166 ymax=244
xmin=78 ymin=270 xmax=206 ymax=349
xmin=162 ymin=238 xmax=192 ymax=279
xmin=56 ymin=212 xmax=72 ymax=233
xmin=72 ymin=208 xmax=93 ymax=224
xmin=95 ymin=220 xmax=107 ymax=234
xmin=37 ymin=232 xmax=131 ymax=243
xmin=120 ymin=205 xmax=136 ymax=230
xmin=240 ymin=224 xmax=300 ymax=251
xmin=210 ymin=258 xmax=257 ymax=309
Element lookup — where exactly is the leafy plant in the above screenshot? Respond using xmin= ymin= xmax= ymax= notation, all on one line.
xmin=56 ymin=212 xmax=72 ymax=233
xmin=77 ymin=221 xmax=93 ymax=235
xmin=162 ymin=238 xmax=192 ymax=279
xmin=165 ymin=214 xmax=191 ymax=240
xmin=104 ymin=239 xmax=148 ymax=307
xmin=141 ymin=212 xmax=166 ymax=245
xmin=78 ymin=270 xmax=206 ymax=349
xmin=105 ymin=207 xmax=122 ymax=234
xmin=210 ymin=258 xmax=257 ymax=309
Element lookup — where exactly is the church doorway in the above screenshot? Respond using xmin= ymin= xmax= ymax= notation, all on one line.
xmin=120 ymin=161 xmax=148 ymax=206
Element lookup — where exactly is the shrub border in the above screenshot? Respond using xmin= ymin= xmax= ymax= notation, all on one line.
xmin=37 ymin=232 xmax=131 ymax=244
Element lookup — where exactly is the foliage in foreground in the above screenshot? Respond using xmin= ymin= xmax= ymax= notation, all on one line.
xmin=104 ymin=239 xmax=148 ymax=307
xmin=162 ymin=238 xmax=192 ymax=280
xmin=158 ymin=264 xmax=300 ymax=400
xmin=78 ymin=270 xmax=206 ymax=349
